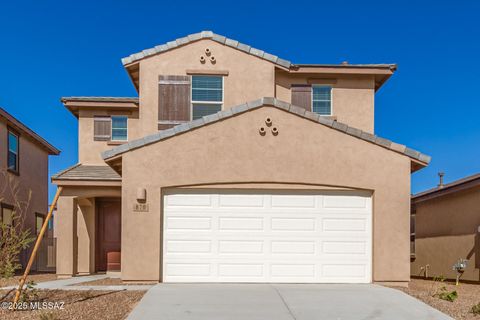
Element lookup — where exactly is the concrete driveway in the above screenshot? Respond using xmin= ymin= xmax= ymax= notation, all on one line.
xmin=127 ymin=284 xmax=452 ymax=320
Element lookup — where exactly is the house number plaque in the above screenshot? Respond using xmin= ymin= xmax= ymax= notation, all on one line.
xmin=133 ymin=203 xmax=149 ymax=212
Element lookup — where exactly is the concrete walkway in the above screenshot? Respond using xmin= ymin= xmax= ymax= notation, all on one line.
xmin=127 ymin=283 xmax=452 ymax=320
xmin=1 ymin=274 xmax=152 ymax=291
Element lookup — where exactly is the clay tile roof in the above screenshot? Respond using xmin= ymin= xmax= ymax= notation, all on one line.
xmin=121 ymin=30 xmax=292 ymax=69
xmin=51 ymin=164 xmax=121 ymax=181
xmin=0 ymin=106 xmax=60 ymax=155
xmin=102 ymin=97 xmax=431 ymax=166
xmin=413 ymin=173 xmax=480 ymax=201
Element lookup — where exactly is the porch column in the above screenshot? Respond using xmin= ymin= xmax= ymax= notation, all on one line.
xmin=77 ymin=198 xmax=96 ymax=274
xmin=55 ymin=196 xmax=78 ymax=278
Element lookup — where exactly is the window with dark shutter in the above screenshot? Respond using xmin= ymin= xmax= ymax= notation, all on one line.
xmin=291 ymin=85 xmax=312 ymax=111
xmin=94 ymin=116 xmax=111 ymax=141
xmin=158 ymin=75 xmax=191 ymax=130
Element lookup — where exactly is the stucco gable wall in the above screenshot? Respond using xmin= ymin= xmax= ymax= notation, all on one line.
xmin=119 ymin=106 xmax=411 ymax=282
xmin=138 ymin=39 xmax=276 ymax=136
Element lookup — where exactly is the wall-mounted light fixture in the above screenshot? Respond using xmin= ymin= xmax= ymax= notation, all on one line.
xmin=136 ymin=187 xmax=147 ymax=202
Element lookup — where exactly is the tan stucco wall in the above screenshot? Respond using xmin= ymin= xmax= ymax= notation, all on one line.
xmin=411 ymin=187 xmax=480 ymax=282
xmin=119 ymin=105 xmax=411 ymax=282
xmin=0 ymin=120 xmax=50 ymax=267
xmin=77 ymin=198 xmax=96 ymax=275
xmin=275 ymin=70 xmax=376 ymax=133
xmin=138 ymin=39 xmax=276 ymax=136
xmin=78 ymin=109 xmax=140 ymax=164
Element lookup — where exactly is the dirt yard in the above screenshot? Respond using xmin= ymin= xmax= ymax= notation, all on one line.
xmin=390 ymin=278 xmax=480 ymax=319
xmin=0 ymin=273 xmax=57 ymax=288
xmin=0 ymin=288 xmax=145 ymax=320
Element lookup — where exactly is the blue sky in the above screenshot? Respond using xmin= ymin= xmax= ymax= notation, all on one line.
xmin=1 ymin=0 xmax=479 ymax=202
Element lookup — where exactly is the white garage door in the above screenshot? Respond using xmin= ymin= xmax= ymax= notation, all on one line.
xmin=163 ymin=190 xmax=372 ymax=283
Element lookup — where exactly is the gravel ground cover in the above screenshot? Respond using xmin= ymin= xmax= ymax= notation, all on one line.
xmin=0 ymin=288 xmax=145 ymax=320
xmin=389 ymin=278 xmax=480 ymax=320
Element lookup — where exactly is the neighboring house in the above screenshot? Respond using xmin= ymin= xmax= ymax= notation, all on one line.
xmin=52 ymin=31 xmax=430 ymax=285
xmin=0 ymin=106 xmax=60 ymax=271
xmin=411 ymin=173 xmax=480 ymax=282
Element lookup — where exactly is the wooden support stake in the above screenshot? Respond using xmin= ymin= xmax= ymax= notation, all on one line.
xmin=12 ymin=186 xmax=63 ymax=308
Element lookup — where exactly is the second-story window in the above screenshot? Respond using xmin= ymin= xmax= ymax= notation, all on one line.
xmin=111 ymin=116 xmax=128 ymax=141
xmin=7 ymin=131 xmax=19 ymax=173
xmin=312 ymin=86 xmax=332 ymax=116
xmin=191 ymin=75 xmax=223 ymax=120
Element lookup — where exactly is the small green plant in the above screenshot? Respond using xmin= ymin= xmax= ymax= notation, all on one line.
xmin=471 ymin=303 xmax=480 ymax=316
xmin=434 ymin=286 xmax=458 ymax=302
xmin=19 ymin=280 xmax=39 ymax=303
xmin=39 ymin=312 xmax=57 ymax=320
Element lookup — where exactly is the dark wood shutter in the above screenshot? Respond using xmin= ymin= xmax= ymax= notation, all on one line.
xmin=158 ymin=75 xmax=191 ymax=130
xmin=291 ymin=85 xmax=312 ymax=111
xmin=94 ymin=116 xmax=111 ymax=141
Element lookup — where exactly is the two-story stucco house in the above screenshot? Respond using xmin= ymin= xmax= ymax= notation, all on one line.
xmin=0 ymin=106 xmax=60 ymax=270
xmin=52 ymin=31 xmax=430 ymax=285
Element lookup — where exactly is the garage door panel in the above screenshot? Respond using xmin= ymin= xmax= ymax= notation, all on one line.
xmin=219 ymin=217 xmax=264 ymax=230
xmin=271 ymin=241 xmax=316 ymax=254
xmin=323 ymin=194 xmax=368 ymax=209
xmin=166 ymin=240 xmax=212 ymax=253
xmin=166 ymin=194 xmax=213 ymax=207
xmin=218 ymin=240 xmax=264 ymax=254
xmin=271 ymin=195 xmax=317 ymax=208
xmin=218 ymin=194 xmax=265 ymax=207
xmin=271 ymin=218 xmax=315 ymax=231
xmin=322 ymin=264 xmax=367 ymax=278
xmin=322 ymin=241 xmax=367 ymax=255
xmin=322 ymin=218 xmax=368 ymax=232
xmin=166 ymin=217 xmax=212 ymax=230
xmin=218 ymin=264 xmax=264 ymax=277
xmin=163 ymin=190 xmax=372 ymax=283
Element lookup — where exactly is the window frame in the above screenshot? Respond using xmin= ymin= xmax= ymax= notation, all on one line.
xmin=311 ymin=85 xmax=333 ymax=116
xmin=7 ymin=128 xmax=19 ymax=174
xmin=110 ymin=115 xmax=128 ymax=142
xmin=35 ymin=212 xmax=46 ymax=237
xmin=190 ymin=75 xmax=224 ymax=121
xmin=1 ymin=203 xmax=15 ymax=228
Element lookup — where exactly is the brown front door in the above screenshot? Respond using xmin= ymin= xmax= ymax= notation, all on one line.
xmin=96 ymin=199 xmax=121 ymax=272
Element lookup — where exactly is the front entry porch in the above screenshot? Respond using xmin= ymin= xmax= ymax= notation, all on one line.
xmin=54 ymin=184 xmax=122 ymax=278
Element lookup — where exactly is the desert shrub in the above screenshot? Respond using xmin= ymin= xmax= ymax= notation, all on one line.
xmin=0 ymin=169 xmax=35 ymax=278
xmin=471 ymin=303 xmax=480 ymax=315
xmin=434 ymin=286 xmax=458 ymax=302
xmin=19 ymin=280 xmax=39 ymax=303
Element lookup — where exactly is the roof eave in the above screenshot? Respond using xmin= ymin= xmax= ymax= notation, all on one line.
xmin=0 ymin=107 xmax=60 ymax=155
xmin=61 ymin=98 xmax=139 ymax=118
xmin=412 ymin=174 xmax=480 ymax=202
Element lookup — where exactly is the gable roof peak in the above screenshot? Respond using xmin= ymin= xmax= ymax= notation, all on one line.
xmin=121 ymin=31 xmax=292 ymax=69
